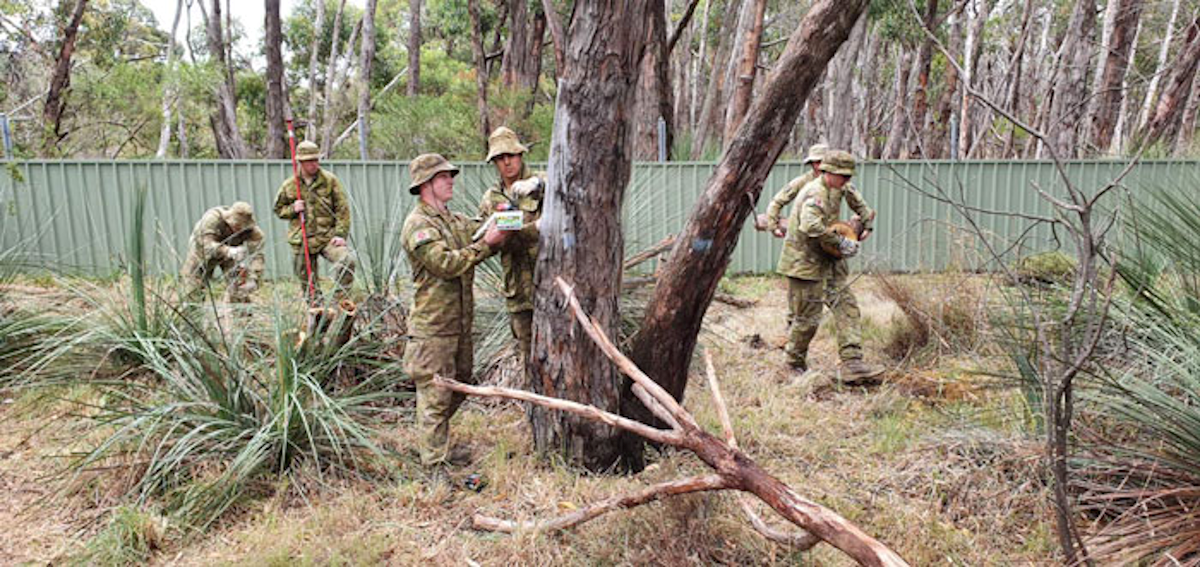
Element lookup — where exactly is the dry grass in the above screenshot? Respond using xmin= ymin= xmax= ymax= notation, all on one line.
xmin=0 ymin=275 xmax=1056 ymax=565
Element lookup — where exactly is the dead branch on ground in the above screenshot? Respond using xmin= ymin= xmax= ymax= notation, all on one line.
xmin=433 ymin=276 xmax=908 ymax=567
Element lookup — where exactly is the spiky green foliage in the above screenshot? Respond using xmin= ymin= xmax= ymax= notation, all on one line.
xmin=67 ymin=299 xmax=407 ymax=529
xmin=353 ymin=196 xmax=410 ymax=298
xmin=73 ymin=506 xmax=164 ymax=566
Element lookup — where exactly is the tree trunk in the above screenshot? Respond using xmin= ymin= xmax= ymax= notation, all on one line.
xmin=1089 ymin=0 xmax=1143 ymax=154
xmin=633 ymin=0 xmax=673 ymax=161
xmin=722 ymin=0 xmax=767 ymax=147
xmin=691 ymin=0 xmax=711 ymax=132
xmin=1111 ymin=19 xmax=1141 ymax=154
xmin=264 ymin=0 xmax=289 ymax=158
xmin=358 ymin=0 xmax=378 ymax=159
xmin=1140 ymin=17 xmax=1200 ymax=148
xmin=501 ymin=0 xmax=540 ymax=90
xmin=882 ymin=46 xmax=913 ymax=159
xmin=627 ymin=0 xmax=871 ymax=429
xmin=204 ymin=0 xmax=247 ymax=158
xmin=320 ymin=0 xmax=348 ymax=154
xmin=541 ymin=0 xmax=567 ymax=77
xmin=468 ymin=0 xmax=491 ymax=147
xmin=827 ymin=11 xmax=868 ymax=151
xmin=42 ymin=0 xmax=88 ymax=155
xmin=928 ymin=6 xmax=962 ymax=158
xmin=691 ymin=0 xmax=741 ymax=157
xmin=1047 ymin=0 xmax=1096 ymax=159
xmin=1002 ymin=0 xmax=1035 ymax=158
xmin=177 ymin=108 xmax=189 ymax=157
xmin=529 ymin=0 xmax=651 ymax=472
xmin=408 ymin=0 xmax=422 ymax=96
xmin=959 ymin=0 xmax=991 ymax=158
xmin=907 ymin=0 xmax=939 ymax=158
xmin=1138 ymin=0 xmax=1182 ymax=131
xmin=155 ymin=0 xmax=184 ymax=158
xmin=304 ymin=0 xmax=327 ymax=139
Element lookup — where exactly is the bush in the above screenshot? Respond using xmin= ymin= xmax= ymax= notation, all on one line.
xmin=1014 ymin=251 xmax=1076 ymax=285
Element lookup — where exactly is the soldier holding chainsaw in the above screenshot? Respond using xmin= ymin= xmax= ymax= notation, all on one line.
xmin=770 ymin=150 xmax=884 ymax=384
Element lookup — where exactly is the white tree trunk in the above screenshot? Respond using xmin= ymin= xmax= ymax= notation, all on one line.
xmin=1138 ymin=0 xmax=1182 ymax=131
xmin=154 ymin=0 xmax=184 ymax=158
xmin=305 ymin=0 xmax=327 ymax=140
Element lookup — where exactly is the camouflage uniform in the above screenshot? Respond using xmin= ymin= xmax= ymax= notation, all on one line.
xmin=476 ymin=127 xmax=544 ymax=369
xmin=180 ymin=202 xmax=265 ymax=303
xmin=273 ymin=141 xmax=357 ymax=298
xmin=766 ymin=144 xmax=826 ymax=324
xmin=401 ymin=154 xmax=496 ymax=466
xmin=778 ymin=150 xmax=876 ymax=374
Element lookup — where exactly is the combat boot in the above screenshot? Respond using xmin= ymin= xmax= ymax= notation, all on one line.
xmin=837 ymin=359 xmax=885 ymax=385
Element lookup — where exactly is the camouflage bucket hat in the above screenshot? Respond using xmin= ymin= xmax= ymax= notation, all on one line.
xmin=486 ymin=126 xmax=529 ymax=162
xmin=803 ymin=143 xmax=829 ymax=165
xmin=818 ymin=150 xmax=855 ymax=176
xmin=224 ymin=201 xmax=255 ymax=228
xmin=408 ymin=153 xmax=460 ymax=194
xmin=296 ymin=140 xmax=321 ymax=162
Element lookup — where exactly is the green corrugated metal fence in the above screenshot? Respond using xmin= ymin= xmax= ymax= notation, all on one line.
xmin=0 ymin=159 xmax=1192 ymax=277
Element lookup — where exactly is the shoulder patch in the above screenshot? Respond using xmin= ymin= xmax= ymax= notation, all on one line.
xmin=410 ymin=228 xmax=437 ymax=249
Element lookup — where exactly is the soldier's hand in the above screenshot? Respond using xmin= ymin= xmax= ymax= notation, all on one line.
xmin=293 ymin=200 xmax=306 ymax=214
xmin=482 ymin=224 xmax=508 ymax=247
xmin=512 ymin=177 xmax=544 ymax=199
xmin=331 ymin=236 xmax=346 ymax=247
xmin=772 ymin=227 xmax=786 ymax=238
xmin=859 ymin=229 xmax=873 ymax=242
xmin=837 ymin=236 xmax=860 ymax=258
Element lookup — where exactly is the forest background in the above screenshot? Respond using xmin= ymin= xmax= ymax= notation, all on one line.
xmin=4 ymin=0 xmax=1198 ymax=163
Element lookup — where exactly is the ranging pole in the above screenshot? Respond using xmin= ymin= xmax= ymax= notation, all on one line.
xmin=286 ymin=117 xmax=317 ymax=301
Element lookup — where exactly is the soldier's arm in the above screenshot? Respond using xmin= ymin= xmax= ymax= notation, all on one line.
xmin=407 ymin=228 xmax=494 ymax=279
xmin=844 ymin=182 xmax=876 ymax=231
xmin=274 ymin=180 xmax=297 ymax=219
xmin=797 ymin=197 xmax=841 ymax=247
xmin=332 ymin=175 xmax=351 ymax=237
xmin=765 ymin=175 xmax=807 ymax=227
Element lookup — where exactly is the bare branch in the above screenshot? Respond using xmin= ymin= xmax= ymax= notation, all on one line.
xmin=472 ymin=474 xmax=729 ymax=532
xmin=432 ymin=376 xmax=684 ymax=446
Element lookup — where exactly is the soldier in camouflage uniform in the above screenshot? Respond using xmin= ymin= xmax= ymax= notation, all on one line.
xmin=475 ymin=127 xmax=545 ymax=374
xmin=180 ymin=201 xmax=265 ymax=303
xmin=765 ymin=143 xmax=827 ymax=324
xmin=273 ymin=141 xmax=357 ymax=300
xmin=402 ymin=153 xmax=510 ymax=467
xmin=777 ymin=150 xmax=885 ymax=383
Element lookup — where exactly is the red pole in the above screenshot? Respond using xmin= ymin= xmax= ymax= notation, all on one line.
xmin=286 ymin=118 xmax=316 ymax=301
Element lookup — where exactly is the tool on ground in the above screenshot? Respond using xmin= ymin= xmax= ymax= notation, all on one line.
xmin=285 ymin=116 xmax=317 ymax=303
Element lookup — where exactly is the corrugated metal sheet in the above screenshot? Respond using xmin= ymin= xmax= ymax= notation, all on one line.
xmin=1 ymin=159 xmax=1191 ymax=277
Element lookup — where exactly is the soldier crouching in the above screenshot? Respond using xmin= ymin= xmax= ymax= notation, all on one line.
xmin=180 ymin=201 xmax=265 ymax=303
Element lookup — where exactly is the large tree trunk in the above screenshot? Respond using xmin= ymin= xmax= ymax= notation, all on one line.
xmin=907 ymin=0 xmax=939 ymax=158
xmin=928 ymin=5 xmax=962 ymax=158
xmin=408 ymin=0 xmax=422 ymax=96
xmin=627 ymin=0 xmax=871 ymax=429
xmin=958 ymin=0 xmax=991 ymax=158
xmin=204 ymin=0 xmax=247 ymax=158
xmin=264 ymin=0 xmax=289 ymax=158
xmin=155 ymin=0 xmax=184 ymax=158
xmin=528 ymin=0 xmax=651 ymax=472
xmin=1137 ymin=0 xmax=1182 ymax=131
xmin=304 ymin=0 xmax=327 ymax=139
xmin=1173 ymin=70 xmax=1200 ymax=154
xmin=1089 ymin=0 xmax=1143 ymax=154
xmin=42 ymin=0 xmax=88 ymax=155
xmin=468 ymin=0 xmax=491 ymax=146
xmin=501 ymin=0 xmax=540 ymax=90
xmin=1047 ymin=0 xmax=1097 ymax=159
xmin=357 ymin=0 xmax=378 ymax=159
xmin=722 ymin=0 xmax=767 ymax=147
xmin=632 ymin=0 xmax=673 ymax=160
xmin=691 ymin=0 xmax=741 ymax=157
xmin=1140 ymin=16 xmax=1200 ymax=148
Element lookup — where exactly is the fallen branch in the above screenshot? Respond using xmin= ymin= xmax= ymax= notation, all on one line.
xmin=623 ymin=235 xmax=677 ymax=271
xmin=433 ymin=277 xmax=908 ymax=567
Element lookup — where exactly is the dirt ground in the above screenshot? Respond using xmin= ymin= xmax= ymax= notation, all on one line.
xmin=0 ymin=274 xmax=1056 ymax=565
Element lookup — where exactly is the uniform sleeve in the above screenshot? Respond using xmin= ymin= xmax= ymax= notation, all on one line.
xmin=331 ymin=175 xmax=351 ymax=237
xmin=406 ymin=226 xmax=494 ymax=279
xmin=274 ymin=178 xmax=297 ymax=220
xmin=844 ymin=182 xmax=875 ymax=231
xmin=798 ymin=197 xmax=841 ymax=246
xmin=766 ymin=174 xmax=808 ymax=227
xmin=198 ymin=213 xmax=229 ymax=259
